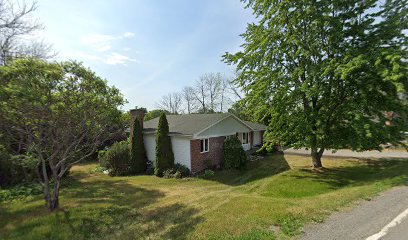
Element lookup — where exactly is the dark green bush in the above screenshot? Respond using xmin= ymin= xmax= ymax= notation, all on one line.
xmin=0 ymin=183 xmax=42 ymax=202
xmin=130 ymin=117 xmax=146 ymax=174
xmin=224 ymin=136 xmax=248 ymax=170
xmin=204 ymin=158 xmax=213 ymax=169
xmin=0 ymin=146 xmax=38 ymax=187
xmin=101 ymin=141 xmax=131 ymax=176
xmin=198 ymin=169 xmax=215 ymax=179
xmin=174 ymin=163 xmax=190 ymax=177
xmin=155 ymin=113 xmax=174 ymax=176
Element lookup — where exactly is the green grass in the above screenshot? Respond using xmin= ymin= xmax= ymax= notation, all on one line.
xmin=1 ymin=154 xmax=407 ymax=240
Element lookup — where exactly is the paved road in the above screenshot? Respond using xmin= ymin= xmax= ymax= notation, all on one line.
xmin=284 ymin=148 xmax=408 ymax=159
xmin=301 ymin=186 xmax=408 ymax=240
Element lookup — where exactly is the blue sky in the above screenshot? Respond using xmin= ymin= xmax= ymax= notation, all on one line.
xmin=34 ymin=0 xmax=254 ymax=111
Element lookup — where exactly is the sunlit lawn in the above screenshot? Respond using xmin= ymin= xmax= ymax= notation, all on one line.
xmin=1 ymin=153 xmax=407 ymax=239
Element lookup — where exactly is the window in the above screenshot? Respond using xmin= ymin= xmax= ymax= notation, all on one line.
xmin=242 ymin=132 xmax=249 ymax=144
xmin=200 ymin=138 xmax=209 ymax=153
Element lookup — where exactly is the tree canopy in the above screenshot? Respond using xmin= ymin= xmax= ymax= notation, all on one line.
xmin=0 ymin=59 xmax=125 ymax=210
xmin=224 ymin=0 xmax=408 ymax=167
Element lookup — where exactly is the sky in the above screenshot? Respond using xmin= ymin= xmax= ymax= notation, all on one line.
xmin=33 ymin=0 xmax=255 ymax=111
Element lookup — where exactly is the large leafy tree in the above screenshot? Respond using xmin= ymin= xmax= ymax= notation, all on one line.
xmin=155 ymin=113 xmax=174 ymax=176
xmin=0 ymin=59 xmax=125 ymax=210
xmin=224 ymin=0 xmax=408 ymax=167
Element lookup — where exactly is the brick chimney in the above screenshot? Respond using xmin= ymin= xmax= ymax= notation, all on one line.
xmin=130 ymin=108 xmax=144 ymax=138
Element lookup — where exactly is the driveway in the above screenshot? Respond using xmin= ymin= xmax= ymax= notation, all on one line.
xmin=284 ymin=148 xmax=408 ymax=159
xmin=301 ymin=186 xmax=408 ymax=240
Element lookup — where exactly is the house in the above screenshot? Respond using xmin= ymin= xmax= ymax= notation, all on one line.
xmin=129 ymin=109 xmax=267 ymax=173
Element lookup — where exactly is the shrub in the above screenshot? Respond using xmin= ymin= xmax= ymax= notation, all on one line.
xmin=130 ymin=116 xmax=147 ymax=174
xmin=174 ymin=163 xmax=190 ymax=177
xmin=0 ymin=183 xmax=42 ymax=202
xmin=0 ymin=146 xmax=38 ymax=187
xmin=224 ymin=136 xmax=248 ymax=170
xmin=155 ymin=113 xmax=174 ymax=176
xmin=146 ymin=160 xmax=154 ymax=175
xmin=199 ymin=169 xmax=215 ymax=179
xmin=102 ymin=141 xmax=131 ymax=176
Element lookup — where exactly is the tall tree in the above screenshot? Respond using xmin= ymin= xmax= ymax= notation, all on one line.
xmin=130 ymin=117 xmax=146 ymax=174
xmin=155 ymin=113 xmax=174 ymax=176
xmin=0 ymin=59 xmax=125 ymax=210
xmin=0 ymin=0 xmax=54 ymax=65
xmin=193 ymin=76 xmax=208 ymax=113
xmin=182 ymin=86 xmax=196 ymax=114
xmin=224 ymin=0 xmax=408 ymax=168
xmin=157 ymin=92 xmax=183 ymax=114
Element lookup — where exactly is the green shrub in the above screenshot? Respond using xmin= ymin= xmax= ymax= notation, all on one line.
xmin=130 ymin=116 xmax=147 ymax=174
xmin=0 ymin=146 xmax=38 ymax=187
xmin=162 ymin=166 xmax=186 ymax=179
xmin=224 ymin=136 xmax=248 ymax=170
xmin=155 ymin=113 xmax=174 ymax=176
xmin=0 ymin=183 xmax=42 ymax=202
xmin=102 ymin=141 xmax=131 ymax=176
xmin=174 ymin=163 xmax=190 ymax=177
xmin=199 ymin=169 xmax=215 ymax=179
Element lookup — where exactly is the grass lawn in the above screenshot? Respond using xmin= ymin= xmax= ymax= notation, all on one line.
xmin=1 ymin=154 xmax=407 ymax=239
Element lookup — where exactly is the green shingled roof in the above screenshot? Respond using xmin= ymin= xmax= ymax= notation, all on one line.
xmin=143 ymin=113 xmax=267 ymax=135
xmin=243 ymin=121 xmax=268 ymax=131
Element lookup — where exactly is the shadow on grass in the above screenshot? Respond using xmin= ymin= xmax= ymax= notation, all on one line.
xmin=210 ymin=153 xmax=291 ymax=186
xmin=1 ymin=174 xmax=203 ymax=240
xmin=294 ymin=158 xmax=408 ymax=189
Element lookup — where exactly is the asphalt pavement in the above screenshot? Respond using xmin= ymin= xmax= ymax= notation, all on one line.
xmin=301 ymin=186 xmax=408 ymax=240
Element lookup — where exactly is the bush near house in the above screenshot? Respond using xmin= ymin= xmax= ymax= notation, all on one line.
xmin=99 ymin=140 xmax=130 ymax=176
xmin=224 ymin=136 xmax=247 ymax=170
xmin=130 ymin=117 xmax=147 ymax=174
xmin=155 ymin=113 xmax=175 ymax=176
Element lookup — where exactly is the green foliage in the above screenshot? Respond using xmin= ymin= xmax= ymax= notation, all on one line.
xmin=174 ymin=163 xmax=190 ymax=177
xmin=103 ymin=141 xmax=131 ymax=176
xmin=0 ymin=146 xmax=38 ymax=187
xmin=204 ymin=158 xmax=213 ymax=169
xmin=234 ymin=229 xmax=276 ymax=240
xmin=198 ymin=169 xmax=215 ymax=179
xmin=224 ymin=0 xmax=408 ymax=167
xmin=279 ymin=216 xmax=303 ymax=237
xmin=0 ymin=183 xmax=42 ymax=202
xmin=155 ymin=113 xmax=174 ymax=176
xmin=144 ymin=109 xmax=169 ymax=121
xmin=130 ymin=116 xmax=147 ymax=174
xmin=224 ymin=137 xmax=247 ymax=170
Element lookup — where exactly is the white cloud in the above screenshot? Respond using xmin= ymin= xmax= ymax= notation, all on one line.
xmin=123 ymin=32 xmax=135 ymax=38
xmin=123 ymin=47 xmax=132 ymax=51
xmin=95 ymin=45 xmax=112 ymax=52
xmin=104 ymin=52 xmax=139 ymax=65
xmin=81 ymin=34 xmax=115 ymax=45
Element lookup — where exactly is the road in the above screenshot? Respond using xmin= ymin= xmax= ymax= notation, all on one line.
xmin=301 ymin=186 xmax=408 ymax=240
xmin=284 ymin=148 xmax=408 ymax=159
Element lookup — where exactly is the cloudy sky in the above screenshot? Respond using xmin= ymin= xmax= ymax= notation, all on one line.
xmin=33 ymin=0 xmax=254 ymax=110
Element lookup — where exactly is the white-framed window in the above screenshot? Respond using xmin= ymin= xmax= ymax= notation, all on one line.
xmin=200 ymin=138 xmax=209 ymax=153
xmin=242 ymin=132 xmax=249 ymax=144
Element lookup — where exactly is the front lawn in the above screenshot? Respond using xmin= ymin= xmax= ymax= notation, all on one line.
xmin=1 ymin=154 xmax=407 ymax=239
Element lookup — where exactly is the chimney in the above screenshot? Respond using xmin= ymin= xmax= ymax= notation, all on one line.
xmin=130 ymin=108 xmax=144 ymax=137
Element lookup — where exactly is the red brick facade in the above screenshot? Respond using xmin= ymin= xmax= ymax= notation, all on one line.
xmin=190 ymin=136 xmax=225 ymax=173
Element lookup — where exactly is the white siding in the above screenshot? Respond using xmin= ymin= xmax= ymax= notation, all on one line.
xmin=144 ymin=134 xmax=156 ymax=163
xmin=196 ymin=116 xmax=251 ymax=138
xmin=143 ymin=134 xmax=191 ymax=170
xmin=171 ymin=136 xmax=191 ymax=170
xmin=253 ymin=131 xmax=262 ymax=146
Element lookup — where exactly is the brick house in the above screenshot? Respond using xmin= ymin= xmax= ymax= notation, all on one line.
xmin=130 ymin=109 xmax=267 ymax=173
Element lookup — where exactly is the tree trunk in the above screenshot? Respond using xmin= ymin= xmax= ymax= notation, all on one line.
xmin=50 ymin=179 xmax=60 ymax=211
xmin=311 ymin=147 xmax=324 ymax=168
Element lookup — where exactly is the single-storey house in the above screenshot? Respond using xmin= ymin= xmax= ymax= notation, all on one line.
xmin=130 ymin=109 xmax=267 ymax=173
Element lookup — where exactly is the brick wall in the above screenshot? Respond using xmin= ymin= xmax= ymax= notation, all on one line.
xmin=190 ymin=136 xmax=225 ymax=173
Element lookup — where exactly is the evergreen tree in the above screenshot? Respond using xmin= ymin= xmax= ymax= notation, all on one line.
xmin=224 ymin=0 xmax=407 ymax=168
xmin=130 ymin=117 xmax=146 ymax=174
xmin=155 ymin=113 xmax=175 ymax=176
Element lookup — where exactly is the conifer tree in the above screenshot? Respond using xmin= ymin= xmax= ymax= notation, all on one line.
xmin=130 ymin=117 xmax=146 ymax=174
xmin=155 ymin=113 xmax=174 ymax=176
